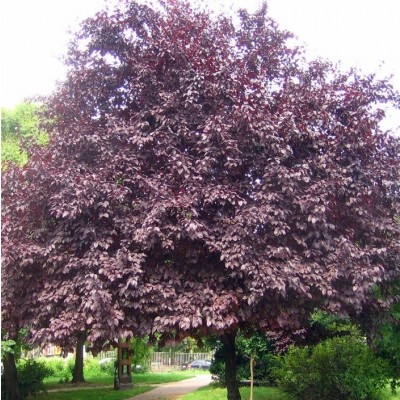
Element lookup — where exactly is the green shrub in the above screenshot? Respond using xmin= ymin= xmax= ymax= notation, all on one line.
xmin=17 ymin=359 xmax=51 ymax=399
xmin=84 ymin=356 xmax=102 ymax=375
xmin=274 ymin=336 xmax=390 ymax=400
xmin=99 ymin=359 xmax=116 ymax=375
xmin=41 ymin=357 xmax=65 ymax=375
xmin=40 ymin=357 xmax=72 ymax=383
xmin=56 ymin=366 xmax=72 ymax=383
xmin=66 ymin=357 xmax=75 ymax=375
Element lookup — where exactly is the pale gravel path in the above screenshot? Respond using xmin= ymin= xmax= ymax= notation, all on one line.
xmin=127 ymin=374 xmax=212 ymax=400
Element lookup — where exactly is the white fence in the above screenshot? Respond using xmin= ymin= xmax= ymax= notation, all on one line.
xmin=79 ymin=350 xmax=213 ymax=372
xmin=150 ymin=352 xmax=213 ymax=371
xmin=98 ymin=350 xmax=117 ymax=360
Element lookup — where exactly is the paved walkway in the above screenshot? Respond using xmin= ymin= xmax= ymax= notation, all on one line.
xmin=127 ymin=374 xmax=212 ymax=400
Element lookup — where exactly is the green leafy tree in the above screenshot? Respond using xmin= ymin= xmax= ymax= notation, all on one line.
xmin=303 ymin=310 xmax=360 ymax=344
xmin=131 ymin=337 xmax=152 ymax=371
xmin=210 ymin=330 xmax=276 ymax=386
xmin=1 ymin=103 xmax=47 ymax=166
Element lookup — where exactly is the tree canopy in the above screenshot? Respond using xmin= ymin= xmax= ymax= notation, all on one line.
xmin=2 ymin=0 xmax=400 ymax=365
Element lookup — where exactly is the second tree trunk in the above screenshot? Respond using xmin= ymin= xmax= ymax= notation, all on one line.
xmin=3 ymin=351 xmax=21 ymax=400
xmin=71 ymin=333 xmax=86 ymax=383
xmin=220 ymin=331 xmax=241 ymax=400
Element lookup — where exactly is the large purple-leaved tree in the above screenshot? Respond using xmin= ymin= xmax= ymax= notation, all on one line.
xmin=2 ymin=1 xmax=400 ymax=399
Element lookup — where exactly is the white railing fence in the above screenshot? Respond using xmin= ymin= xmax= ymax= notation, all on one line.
xmin=150 ymin=352 xmax=213 ymax=371
xmin=97 ymin=351 xmax=214 ymax=371
xmin=97 ymin=350 xmax=117 ymax=360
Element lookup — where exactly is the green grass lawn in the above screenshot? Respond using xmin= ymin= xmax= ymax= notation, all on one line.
xmin=182 ymin=384 xmax=400 ymax=400
xmin=36 ymin=385 xmax=153 ymax=400
xmin=44 ymin=370 xmax=197 ymax=389
xmin=40 ymin=372 xmax=400 ymax=400
xmin=34 ymin=384 xmax=400 ymax=400
xmin=44 ymin=372 xmax=112 ymax=388
xmin=182 ymin=385 xmax=290 ymax=400
xmin=132 ymin=370 xmax=197 ymax=384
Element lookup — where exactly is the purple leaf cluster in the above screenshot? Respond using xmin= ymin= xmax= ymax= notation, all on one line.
xmin=2 ymin=0 xmax=400 ymax=350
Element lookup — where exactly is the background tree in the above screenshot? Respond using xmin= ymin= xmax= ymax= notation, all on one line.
xmin=1 ymin=103 xmax=48 ymax=400
xmin=130 ymin=336 xmax=153 ymax=371
xmin=1 ymin=102 xmax=47 ymax=166
xmin=1 ymin=103 xmax=89 ymax=390
xmin=302 ymin=309 xmax=360 ymax=345
xmin=210 ymin=330 xmax=277 ymax=387
xmin=2 ymin=1 xmax=400 ymax=399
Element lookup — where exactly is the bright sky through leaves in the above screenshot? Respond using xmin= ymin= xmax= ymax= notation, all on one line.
xmin=1 ymin=0 xmax=399 ymax=131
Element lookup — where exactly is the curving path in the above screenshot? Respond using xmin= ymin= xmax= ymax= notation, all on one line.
xmin=127 ymin=374 xmax=212 ymax=400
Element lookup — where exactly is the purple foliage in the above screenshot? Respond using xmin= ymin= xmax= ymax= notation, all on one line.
xmin=2 ymin=0 xmax=400 ymax=351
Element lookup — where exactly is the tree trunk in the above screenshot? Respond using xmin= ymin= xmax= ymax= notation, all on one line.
xmin=3 ymin=351 xmax=21 ymax=400
xmin=250 ymin=355 xmax=254 ymax=400
xmin=221 ymin=331 xmax=241 ymax=400
xmin=71 ymin=333 xmax=86 ymax=383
